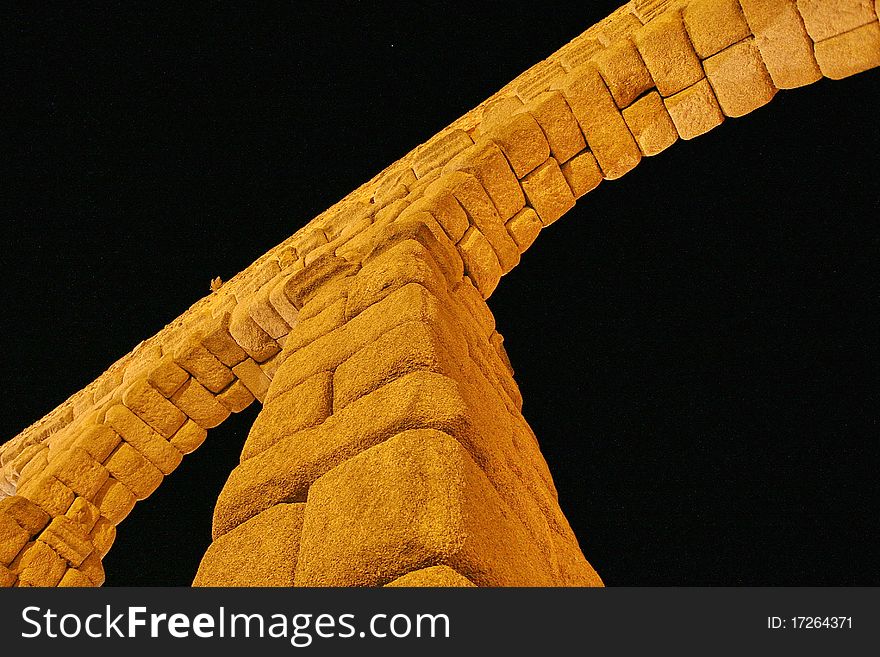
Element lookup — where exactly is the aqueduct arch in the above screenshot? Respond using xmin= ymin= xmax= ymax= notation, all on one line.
xmin=1 ymin=0 xmax=878 ymax=587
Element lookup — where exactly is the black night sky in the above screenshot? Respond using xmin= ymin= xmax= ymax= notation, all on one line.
xmin=2 ymin=2 xmax=878 ymax=586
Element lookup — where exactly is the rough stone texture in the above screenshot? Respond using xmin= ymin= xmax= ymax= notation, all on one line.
xmin=739 ymin=0 xmax=822 ymax=89
xmin=622 ymin=90 xmax=679 ymax=155
xmin=554 ymin=63 xmax=642 ymax=179
xmin=664 ymin=78 xmax=725 ymax=138
xmin=704 ymin=39 xmax=778 ymax=117
xmin=294 ymin=430 xmax=557 ymax=587
xmin=385 ymin=565 xmax=477 ymax=587
xmin=634 ymin=10 xmax=705 ymax=96
xmin=525 ymin=91 xmax=587 ymax=163
xmin=593 ymin=38 xmax=655 ymax=107
xmin=2 ymin=0 xmax=876 ymax=589
xmin=796 ymin=0 xmax=876 ymax=42
xmin=561 ymin=151 xmax=604 ymax=198
xmin=194 ymin=503 xmax=305 ymax=586
xmin=521 ymin=158 xmax=577 ymax=226
xmin=814 ymin=21 xmax=880 ymax=79
xmin=683 ymin=0 xmax=751 ymax=58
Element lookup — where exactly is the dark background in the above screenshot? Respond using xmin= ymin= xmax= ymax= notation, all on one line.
xmin=2 ymin=3 xmax=877 ymax=586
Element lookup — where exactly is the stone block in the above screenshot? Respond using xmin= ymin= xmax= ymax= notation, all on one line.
xmin=173 ymin=336 xmax=235 ymax=393
xmin=78 ymin=550 xmax=105 ymax=586
xmin=122 ymin=377 xmax=187 ymax=438
xmin=458 ymin=227 xmax=502 ymax=299
xmin=294 ymin=429 xmax=556 ymax=586
xmin=385 ymin=565 xmax=477 ymax=587
xmin=58 ymin=568 xmax=94 ymax=587
xmin=200 ymin=311 xmax=249 ymax=367
xmin=683 ymin=0 xmax=752 ymax=58
xmin=147 ymin=356 xmax=190 ymax=398
xmin=412 ymin=129 xmax=473 ymax=178
xmin=663 ymin=78 xmax=725 ymax=139
xmin=505 ymin=207 xmax=543 ymax=252
xmin=0 ymin=496 xmax=49 ymax=536
xmin=0 ymin=564 xmax=15 ymax=587
xmin=704 ymin=39 xmax=777 ymax=117
xmin=212 ymin=371 xmax=471 ymax=537
xmin=105 ymin=405 xmax=182 ymax=474
xmin=739 ymin=0 xmax=822 ymax=88
xmin=622 ymin=90 xmax=679 ymax=155
xmin=229 ymin=302 xmax=280 ymax=363
xmin=194 ymin=503 xmax=305 ymax=587
xmin=72 ymin=424 xmax=121 ymax=464
xmin=241 ymin=372 xmax=333 ymax=460
xmin=103 ymin=444 xmax=163 ymax=501
xmin=795 ymin=0 xmax=876 ymax=42
xmin=0 ymin=513 xmax=29 ymax=564
xmin=10 ymin=541 xmax=66 ymax=587
xmin=553 ymin=64 xmax=641 ymax=179
xmin=18 ymin=473 xmax=75 ymax=517
xmin=815 ymin=21 xmax=880 ymax=79
xmin=560 ymin=151 xmax=604 ymax=198
xmin=92 ymin=478 xmax=136 ymax=525
xmin=231 ymin=358 xmax=271 ymax=403
xmin=442 ymin=139 xmax=526 ymax=221
xmin=634 ymin=10 xmax=705 ymax=96
xmin=369 ymin=213 xmax=464 ymax=285
xmin=593 ymin=38 xmax=654 ymax=107
xmin=268 ymin=275 xmax=301 ymax=327
xmin=217 ymin=379 xmax=255 ymax=413
xmin=520 ymin=157 xmax=576 ymax=226
xmin=65 ymin=496 xmax=100 ymax=532
xmin=168 ymin=419 xmax=208 ymax=455
xmin=169 ymin=378 xmax=230 ymax=430
xmin=248 ymin=283 xmax=291 ymax=339
xmin=524 ymin=91 xmax=586 ymax=163
xmin=485 ymin=111 xmax=551 ymax=178
xmin=89 ymin=517 xmax=116 ymax=557
xmin=282 ymin=253 xmax=359 ymax=311
xmin=38 ymin=516 xmax=93 ymax=567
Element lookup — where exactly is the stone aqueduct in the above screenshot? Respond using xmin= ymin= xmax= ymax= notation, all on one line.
xmin=1 ymin=0 xmax=877 ymax=587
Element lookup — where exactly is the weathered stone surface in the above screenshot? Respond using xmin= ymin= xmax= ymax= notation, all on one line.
xmin=242 ymin=371 xmax=333 ymax=460
xmin=147 ymin=356 xmax=190 ymax=398
xmin=92 ymin=478 xmax=136 ymax=525
xmin=282 ymin=254 xmax=359 ymax=310
xmin=65 ymin=496 xmax=100 ymax=532
xmin=560 ymin=151 xmax=604 ymax=198
xmin=170 ymin=378 xmax=230 ymax=430
xmin=0 ymin=564 xmax=15 ymax=587
xmin=213 ymin=372 xmax=472 ymax=538
xmin=18 ymin=473 xmax=75 ymax=517
xmin=10 ymin=541 xmax=66 ymax=587
xmin=174 ymin=336 xmax=235 ymax=394
xmin=229 ymin=302 xmax=280 ymax=363
xmin=268 ymin=275 xmax=301 ymax=327
xmin=248 ymin=283 xmax=291 ymax=339
xmin=412 ymin=129 xmax=473 ymax=178
xmin=294 ymin=430 xmax=556 ymax=587
xmin=105 ymin=405 xmax=182 ymax=474
xmin=524 ymin=91 xmax=586 ymax=163
xmin=232 ymin=358 xmax=272 ymax=402
xmin=622 ymin=90 xmax=679 ymax=156
xmin=664 ymin=78 xmax=725 ymax=139
xmin=815 ymin=21 xmax=880 ymax=79
xmin=683 ymin=0 xmax=752 ymax=58
xmin=103 ymin=443 xmax=163 ymax=501
xmin=485 ymin=111 xmax=551 ymax=178
xmin=521 ymin=157 xmax=576 ymax=226
xmin=201 ymin=311 xmax=249 ymax=367
xmin=122 ymin=377 xmax=187 ymax=438
xmin=796 ymin=0 xmax=876 ymax=42
xmin=553 ymin=63 xmax=641 ymax=179
xmin=402 ymin=187 xmax=470 ymax=243
xmin=89 ymin=517 xmax=115 ymax=557
xmin=57 ymin=568 xmax=94 ymax=587
xmin=505 ymin=207 xmax=543 ymax=252
xmin=442 ymin=139 xmax=526 ymax=221
xmin=217 ymin=379 xmax=256 ymax=413
xmin=634 ymin=10 xmax=705 ymax=96
xmin=38 ymin=516 xmax=93 ymax=567
xmin=458 ymin=227 xmax=502 ymax=298
xmin=385 ymin=565 xmax=477 ymax=587
xmin=169 ymin=419 xmax=208 ymax=455
xmin=593 ymin=38 xmax=654 ymax=108
xmin=0 ymin=496 xmax=50 ymax=536
xmin=368 ymin=213 xmax=464 ymax=285
xmin=704 ymin=39 xmax=777 ymax=117
xmin=194 ymin=503 xmax=305 ymax=587
xmin=0 ymin=512 xmax=29 ymax=565
xmin=48 ymin=446 xmax=109 ymax=501
xmin=739 ymin=0 xmax=822 ymax=89
xmin=78 ymin=550 xmax=105 ymax=586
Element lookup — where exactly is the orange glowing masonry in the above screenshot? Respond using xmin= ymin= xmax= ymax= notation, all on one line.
xmin=1 ymin=0 xmax=877 ymax=587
